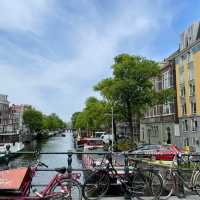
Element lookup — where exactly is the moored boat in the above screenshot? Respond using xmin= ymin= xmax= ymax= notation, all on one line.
xmin=0 ymin=133 xmax=25 ymax=162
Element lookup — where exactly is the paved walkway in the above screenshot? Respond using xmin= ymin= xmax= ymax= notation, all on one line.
xmin=102 ymin=195 xmax=200 ymax=199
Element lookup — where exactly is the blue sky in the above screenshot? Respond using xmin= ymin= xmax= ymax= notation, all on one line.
xmin=0 ymin=0 xmax=200 ymax=121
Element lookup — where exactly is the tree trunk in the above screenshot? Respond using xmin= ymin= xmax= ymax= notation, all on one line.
xmin=113 ymin=118 xmax=117 ymax=143
xmin=135 ymin=116 xmax=140 ymax=143
xmin=127 ymin=101 xmax=134 ymax=146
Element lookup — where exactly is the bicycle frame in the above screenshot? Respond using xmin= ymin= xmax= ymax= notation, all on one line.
xmin=172 ymin=166 xmax=200 ymax=190
xmin=0 ymin=162 xmax=81 ymax=199
xmin=169 ymin=156 xmax=200 ymax=191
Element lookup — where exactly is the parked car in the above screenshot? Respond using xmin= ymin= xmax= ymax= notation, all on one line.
xmin=129 ymin=144 xmax=162 ymax=158
xmin=100 ymin=133 xmax=113 ymax=144
xmin=154 ymin=145 xmax=182 ymax=161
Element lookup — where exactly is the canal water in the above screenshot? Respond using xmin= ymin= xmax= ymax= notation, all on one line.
xmin=2 ymin=131 xmax=83 ymax=188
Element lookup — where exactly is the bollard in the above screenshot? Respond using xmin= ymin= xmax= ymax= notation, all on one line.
xmin=124 ymin=153 xmax=131 ymax=200
xmin=177 ymin=154 xmax=185 ymax=198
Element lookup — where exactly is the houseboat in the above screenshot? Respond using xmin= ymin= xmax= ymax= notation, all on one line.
xmin=0 ymin=133 xmax=24 ymax=161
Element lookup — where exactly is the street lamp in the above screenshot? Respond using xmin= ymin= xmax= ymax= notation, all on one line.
xmin=111 ymin=107 xmax=114 ymax=152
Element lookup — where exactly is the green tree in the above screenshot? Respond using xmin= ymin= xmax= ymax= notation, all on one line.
xmin=71 ymin=112 xmax=81 ymax=129
xmin=73 ymin=97 xmax=111 ymax=135
xmin=45 ymin=113 xmax=66 ymax=131
xmin=95 ymin=54 xmax=174 ymax=144
xmin=23 ymin=107 xmax=43 ymax=133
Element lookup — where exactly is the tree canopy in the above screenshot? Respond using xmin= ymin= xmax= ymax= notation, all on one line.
xmin=72 ymin=97 xmax=111 ymax=135
xmin=94 ymin=54 xmax=174 ymax=143
xmin=23 ymin=107 xmax=43 ymax=133
xmin=23 ymin=107 xmax=67 ymax=133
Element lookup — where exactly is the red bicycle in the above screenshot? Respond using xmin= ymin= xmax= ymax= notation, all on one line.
xmin=0 ymin=160 xmax=82 ymax=200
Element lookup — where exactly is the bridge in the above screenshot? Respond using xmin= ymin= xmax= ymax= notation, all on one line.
xmin=0 ymin=149 xmax=199 ymax=199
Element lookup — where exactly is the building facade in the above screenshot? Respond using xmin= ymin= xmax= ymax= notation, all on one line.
xmin=0 ymin=94 xmax=9 ymax=133
xmin=175 ymin=22 xmax=200 ymax=151
xmin=140 ymin=60 xmax=179 ymax=145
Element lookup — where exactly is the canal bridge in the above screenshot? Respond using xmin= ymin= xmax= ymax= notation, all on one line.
xmin=0 ymin=132 xmax=199 ymax=199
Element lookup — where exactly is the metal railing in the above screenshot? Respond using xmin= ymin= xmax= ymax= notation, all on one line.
xmin=1 ymin=149 xmax=200 ymax=198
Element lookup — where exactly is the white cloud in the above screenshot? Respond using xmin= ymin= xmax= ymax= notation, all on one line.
xmin=0 ymin=0 xmax=178 ymax=120
xmin=0 ymin=0 xmax=53 ymax=33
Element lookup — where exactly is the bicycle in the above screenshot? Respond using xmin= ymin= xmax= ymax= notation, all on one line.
xmin=0 ymin=159 xmax=82 ymax=200
xmin=162 ymin=153 xmax=200 ymax=199
xmin=82 ymin=152 xmax=163 ymax=200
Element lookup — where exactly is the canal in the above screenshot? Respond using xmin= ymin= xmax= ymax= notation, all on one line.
xmin=3 ymin=131 xmax=84 ymax=187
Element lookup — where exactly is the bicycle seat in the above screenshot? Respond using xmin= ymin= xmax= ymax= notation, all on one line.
xmin=55 ymin=167 xmax=67 ymax=174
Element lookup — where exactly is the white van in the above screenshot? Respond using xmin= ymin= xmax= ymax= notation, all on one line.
xmin=100 ymin=133 xmax=113 ymax=144
xmin=95 ymin=131 xmax=105 ymax=138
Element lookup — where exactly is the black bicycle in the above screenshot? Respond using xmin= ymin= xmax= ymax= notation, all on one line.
xmin=82 ymin=152 xmax=163 ymax=200
xmin=162 ymin=153 xmax=200 ymax=199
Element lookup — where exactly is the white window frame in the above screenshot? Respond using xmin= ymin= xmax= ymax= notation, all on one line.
xmin=191 ymin=118 xmax=198 ymax=132
xmin=180 ymin=86 xmax=185 ymax=97
xmin=191 ymin=101 xmax=197 ymax=114
xmin=189 ymin=65 xmax=194 ymax=81
xmin=183 ymin=120 xmax=188 ymax=132
xmin=182 ymin=103 xmax=187 ymax=115
xmin=162 ymin=70 xmax=170 ymax=89
xmin=187 ymin=51 xmax=193 ymax=63
xmin=179 ymin=66 xmax=184 ymax=84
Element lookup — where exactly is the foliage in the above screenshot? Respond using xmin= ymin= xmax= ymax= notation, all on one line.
xmin=114 ymin=139 xmax=135 ymax=151
xmin=23 ymin=107 xmax=43 ymax=133
xmin=94 ymin=54 xmax=174 ymax=144
xmin=72 ymin=97 xmax=111 ymax=133
xmin=71 ymin=112 xmax=81 ymax=129
xmin=44 ymin=113 xmax=66 ymax=131
xmin=23 ymin=107 xmax=67 ymax=133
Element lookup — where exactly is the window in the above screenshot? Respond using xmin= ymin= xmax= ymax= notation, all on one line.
xmin=179 ymin=66 xmax=184 ymax=84
xmin=180 ymin=86 xmax=185 ymax=97
xmin=157 ymin=105 xmax=162 ymax=115
xmin=162 ymin=71 xmax=170 ymax=89
xmin=189 ymin=64 xmax=194 ymax=80
xmin=189 ymin=83 xmax=195 ymax=96
xmin=182 ymin=120 xmax=188 ymax=132
xmin=192 ymin=138 xmax=196 ymax=145
xmin=179 ymin=56 xmax=184 ymax=66
xmin=191 ymin=118 xmax=198 ymax=131
xmin=187 ymin=52 xmax=193 ymax=63
xmin=153 ymin=106 xmax=157 ymax=116
xmin=151 ymin=126 xmax=159 ymax=137
xmin=184 ymin=138 xmax=189 ymax=146
xmin=191 ymin=101 xmax=196 ymax=114
xmin=150 ymin=108 xmax=153 ymax=117
xmin=163 ymin=104 xmax=170 ymax=115
xmin=182 ymin=103 xmax=187 ymax=115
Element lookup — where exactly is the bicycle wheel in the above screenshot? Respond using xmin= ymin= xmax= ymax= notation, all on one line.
xmin=82 ymin=170 xmax=110 ymax=200
xmin=132 ymin=171 xmax=148 ymax=200
xmin=49 ymin=178 xmax=82 ymax=200
xmin=161 ymin=170 xmax=175 ymax=200
xmin=132 ymin=170 xmax=163 ymax=200
xmin=194 ymin=172 xmax=200 ymax=196
xmin=149 ymin=171 xmax=163 ymax=199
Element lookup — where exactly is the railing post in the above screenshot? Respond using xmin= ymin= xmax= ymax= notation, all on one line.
xmin=4 ymin=144 xmax=11 ymax=168
xmin=124 ymin=152 xmax=130 ymax=200
xmin=177 ymin=154 xmax=185 ymax=198
xmin=67 ymin=151 xmax=73 ymax=176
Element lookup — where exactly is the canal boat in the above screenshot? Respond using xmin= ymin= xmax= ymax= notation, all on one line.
xmin=75 ymin=137 xmax=97 ymax=159
xmin=82 ymin=138 xmax=105 ymax=171
xmin=0 ymin=133 xmax=24 ymax=162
